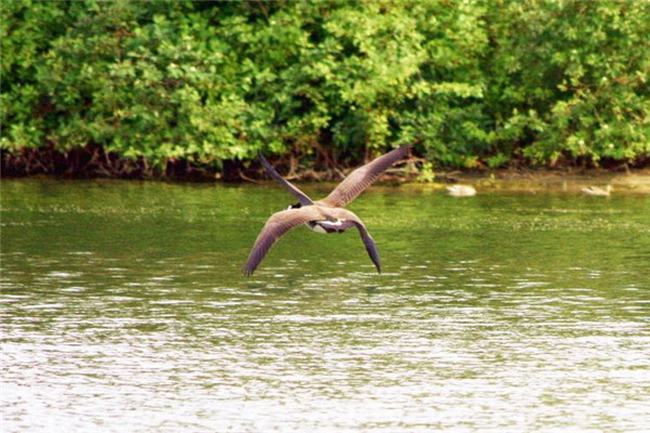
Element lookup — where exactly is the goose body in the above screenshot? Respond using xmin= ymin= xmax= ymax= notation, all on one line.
xmin=446 ymin=184 xmax=476 ymax=197
xmin=244 ymin=146 xmax=410 ymax=275
xmin=285 ymin=204 xmax=348 ymax=233
xmin=307 ymin=219 xmax=346 ymax=234
xmin=581 ymin=185 xmax=612 ymax=196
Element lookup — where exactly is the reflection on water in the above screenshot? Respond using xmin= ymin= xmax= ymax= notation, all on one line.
xmin=1 ymin=179 xmax=650 ymax=432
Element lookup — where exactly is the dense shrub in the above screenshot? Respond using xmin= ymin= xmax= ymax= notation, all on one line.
xmin=1 ymin=0 xmax=648 ymax=174
xmin=486 ymin=0 xmax=650 ymax=166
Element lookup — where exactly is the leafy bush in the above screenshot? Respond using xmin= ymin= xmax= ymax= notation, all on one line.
xmin=1 ymin=0 xmax=648 ymax=173
xmin=485 ymin=0 xmax=650 ymax=165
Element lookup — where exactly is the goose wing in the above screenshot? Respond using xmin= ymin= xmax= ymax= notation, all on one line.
xmin=244 ymin=206 xmax=323 ymax=276
xmin=259 ymin=154 xmax=313 ymax=206
xmin=319 ymin=145 xmax=409 ymax=208
xmin=330 ymin=208 xmax=381 ymax=273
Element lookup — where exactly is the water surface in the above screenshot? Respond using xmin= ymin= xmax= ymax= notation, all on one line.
xmin=1 ymin=179 xmax=649 ymax=432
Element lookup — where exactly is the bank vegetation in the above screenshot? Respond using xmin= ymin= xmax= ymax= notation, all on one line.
xmin=1 ymin=1 xmax=648 ymax=180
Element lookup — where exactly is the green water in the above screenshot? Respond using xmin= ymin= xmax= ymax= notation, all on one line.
xmin=1 ymin=179 xmax=649 ymax=432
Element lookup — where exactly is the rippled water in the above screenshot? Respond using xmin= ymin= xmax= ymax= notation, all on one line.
xmin=1 ymin=179 xmax=649 ymax=432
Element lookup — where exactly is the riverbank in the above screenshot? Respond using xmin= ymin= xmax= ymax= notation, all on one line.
xmin=430 ymin=168 xmax=650 ymax=194
xmin=3 ymin=165 xmax=650 ymax=196
xmin=2 ymin=146 xmax=649 ymax=191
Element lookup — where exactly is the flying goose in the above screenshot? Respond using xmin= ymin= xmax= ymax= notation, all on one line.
xmin=244 ymin=145 xmax=410 ymax=275
xmin=581 ymin=185 xmax=612 ymax=196
xmin=446 ymin=184 xmax=477 ymax=197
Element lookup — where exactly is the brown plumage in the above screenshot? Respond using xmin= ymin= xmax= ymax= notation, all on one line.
xmin=320 ymin=146 xmax=410 ymax=207
xmin=244 ymin=145 xmax=410 ymax=276
xmin=244 ymin=207 xmax=323 ymax=276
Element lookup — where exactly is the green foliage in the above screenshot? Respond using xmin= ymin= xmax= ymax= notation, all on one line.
xmin=2 ymin=0 xmax=648 ymax=170
xmin=485 ymin=0 xmax=650 ymax=165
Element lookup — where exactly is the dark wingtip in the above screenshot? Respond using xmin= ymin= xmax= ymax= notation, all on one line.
xmin=242 ymin=264 xmax=255 ymax=277
xmin=371 ymin=256 xmax=381 ymax=274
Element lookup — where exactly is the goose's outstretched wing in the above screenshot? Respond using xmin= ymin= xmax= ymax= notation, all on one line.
xmin=244 ymin=206 xmax=323 ymax=276
xmin=330 ymin=208 xmax=381 ymax=273
xmin=320 ymin=145 xmax=410 ymax=208
xmin=259 ymin=154 xmax=313 ymax=206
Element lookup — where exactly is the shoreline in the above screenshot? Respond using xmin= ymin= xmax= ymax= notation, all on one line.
xmin=3 ymin=168 xmax=650 ymax=194
xmin=2 ymin=144 xmax=649 ymax=193
xmin=416 ymin=169 xmax=650 ymax=194
xmin=2 ymin=146 xmax=648 ymax=183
